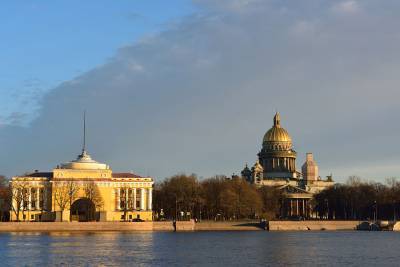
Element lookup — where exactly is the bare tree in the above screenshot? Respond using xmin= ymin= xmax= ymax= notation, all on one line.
xmin=53 ymin=182 xmax=69 ymax=222
xmin=10 ymin=181 xmax=30 ymax=222
xmin=84 ymin=181 xmax=104 ymax=211
xmin=66 ymin=181 xmax=79 ymax=221
xmin=0 ymin=175 xmax=10 ymax=221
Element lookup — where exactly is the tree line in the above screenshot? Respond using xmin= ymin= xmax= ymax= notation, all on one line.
xmin=153 ymin=174 xmax=282 ymax=221
xmin=314 ymin=176 xmax=400 ymax=221
xmin=154 ymin=174 xmax=400 ymax=221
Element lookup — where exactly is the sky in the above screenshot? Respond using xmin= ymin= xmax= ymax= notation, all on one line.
xmin=1 ymin=0 xmax=400 ymax=183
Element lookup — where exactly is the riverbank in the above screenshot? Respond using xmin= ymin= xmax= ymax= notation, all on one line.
xmin=0 ymin=221 xmax=194 ymax=232
xmin=194 ymin=220 xmax=362 ymax=231
xmin=0 ymin=220 xmax=397 ymax=232
xmin=268 ymin=220 xmax=361 ymax=231
xmin=194 ymin=221 xmax=262 ymax=231
xmin=0 ymin=221 xmax=260 ymax=232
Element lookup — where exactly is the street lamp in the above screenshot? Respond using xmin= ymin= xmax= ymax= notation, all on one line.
xmin=324 ymin=199 xmax=329 ymax=220
xmin=175 ymin=195 xmax=178 ymax=221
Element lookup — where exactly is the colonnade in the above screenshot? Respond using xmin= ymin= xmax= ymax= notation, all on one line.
xmin=18 ymin=187 xmax=47 ymax=211
xmin=265 ymin=157 xmax=296 ymax=172
xmin=116 ymin=188 xmax=152 ymax=211
xmin=285 ymin=198 xmax=311 ymax=218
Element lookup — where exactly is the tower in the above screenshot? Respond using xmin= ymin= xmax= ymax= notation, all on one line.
xmin=302 ymin=153 xmax=319 ymax=182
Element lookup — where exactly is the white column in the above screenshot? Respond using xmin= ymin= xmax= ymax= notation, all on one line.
xmin=12 ymin=193 xmax=17 ymax=218
xmin=43 ymin=187 xmax=47 ymax=210
xmin=140 ymin=188 xmax=145 ymax=210
xmin=147 ymin=188 xmax=152 ymax=211
xmin=117 ymin=188 xmax=121 ymax=210
xmin=36 ymin=188 xmax=40 ymax=210
xmin=133 ymin=188 xmax=137 ymax=210
xmin=28 ymin=188 xmax=32 ymax=210
xmin=126 ymin=189 xmax=129 ymax=209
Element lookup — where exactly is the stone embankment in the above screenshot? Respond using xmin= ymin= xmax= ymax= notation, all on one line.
xmin=268 ymin=220 xmax=361 ymax=231
xmin=0 ymin=220 xmax=375 ymax=232
xmin=194 ymin=221 xmax=262 ymax=231
xmin=392 ymin=222 xmax=400 ymax=231
xmin=0 ymin=221 xmax=195 ymax=232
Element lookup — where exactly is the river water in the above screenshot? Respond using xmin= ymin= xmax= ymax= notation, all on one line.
xmin=0 ymin=231 xmax=399 ymax=266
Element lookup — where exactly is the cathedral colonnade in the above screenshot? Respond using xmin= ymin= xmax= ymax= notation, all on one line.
xmin=282 ymin=198 xmax=313 ymax=219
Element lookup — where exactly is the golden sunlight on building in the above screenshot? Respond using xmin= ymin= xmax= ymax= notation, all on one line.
xmin=10 ymin=116 xmax=153 ymax=222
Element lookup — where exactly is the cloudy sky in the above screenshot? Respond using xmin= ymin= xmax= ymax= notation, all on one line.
xmin=1 ymin=0 xmax=400 ymax=182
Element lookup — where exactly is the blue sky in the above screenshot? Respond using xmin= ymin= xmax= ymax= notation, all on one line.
xmin=0 ymin=0 xmax=194 ymax=125
xmin=1 ymin=0 xmax=400 ymax=182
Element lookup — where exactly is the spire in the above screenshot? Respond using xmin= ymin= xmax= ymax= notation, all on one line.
xmin=82 ymin=110 xmax=87 ymax=155
xmin=273 ymin=112 xmax=281 ymax=127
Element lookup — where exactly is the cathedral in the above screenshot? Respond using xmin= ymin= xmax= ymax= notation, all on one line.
xmin=241 ymin=112 xmax=334 ymax=218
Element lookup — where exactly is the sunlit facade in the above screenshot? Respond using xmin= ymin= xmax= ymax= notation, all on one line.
xmin=241 ymin=112 xmax=334 ymax=218
xmin=10 ymin=148 xmax=153 ymax=222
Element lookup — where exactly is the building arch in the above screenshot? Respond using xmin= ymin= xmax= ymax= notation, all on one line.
xmin=70 ymin=198 xmax=96 ymax=222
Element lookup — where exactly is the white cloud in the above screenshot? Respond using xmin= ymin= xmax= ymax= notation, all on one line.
xmin=290 ymin=20 xmax=317 ymax=36
xmin=333 ymin=0 xmax=361 ymax=15
xmin=1 ymin=0 xmax=400 ymax=182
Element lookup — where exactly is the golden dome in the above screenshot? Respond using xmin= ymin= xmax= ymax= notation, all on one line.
xmin=263 ymin=112 xmax=292 ymax=143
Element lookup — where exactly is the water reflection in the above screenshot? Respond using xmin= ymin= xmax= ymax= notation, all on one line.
xmin=2 ymin=232 xmax=155 ymax=266
xmin=1 ymin=231 xmax=400 ymax=266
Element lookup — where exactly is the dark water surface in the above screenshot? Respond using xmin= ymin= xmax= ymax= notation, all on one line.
xmin=1 ymin=231 xmax=399 ymax=266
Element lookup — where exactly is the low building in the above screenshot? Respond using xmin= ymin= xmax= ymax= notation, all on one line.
xmin=241 ymin=112 xmax=334 ymax=218
xmin=10 ymin=127 xmax=153 ymax=222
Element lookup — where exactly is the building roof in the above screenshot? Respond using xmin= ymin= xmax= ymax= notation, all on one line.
xmin=112 ymin=173 xmax=142 ymax=178
xmin=25 ymin=172 xmax=53 ymax=178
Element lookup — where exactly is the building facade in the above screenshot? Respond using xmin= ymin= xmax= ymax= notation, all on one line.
xmin=10 ymin=148 xmax=153 ymax=222
xmin=241 ymin=112 xmax=334 ymax=218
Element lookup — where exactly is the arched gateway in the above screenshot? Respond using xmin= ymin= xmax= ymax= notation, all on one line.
xmin=70 ymin=198 xmax=96 ymax=222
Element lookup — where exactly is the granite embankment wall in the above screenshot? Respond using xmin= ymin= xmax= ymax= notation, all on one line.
xmin=0 ymin=220 xmax=363 ymax=232
xmin=194 ymin=221 xmax=262 ymax=231
xmin=0 ymin=221 xmax=195 ymax=232
xmin=268 ymin=221 xmax=361 ymax=231
xmin=392 ymin=222 xmax=400 ymax=231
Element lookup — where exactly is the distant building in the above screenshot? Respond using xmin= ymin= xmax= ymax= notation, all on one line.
xmin=241 ymin=112 xmax=333 ymax=218
xmin=10 ymin=118 xmax=153 ymax=222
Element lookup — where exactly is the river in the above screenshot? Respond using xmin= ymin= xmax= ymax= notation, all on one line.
xmin=1 ymin=231 xmax=399 ymax=266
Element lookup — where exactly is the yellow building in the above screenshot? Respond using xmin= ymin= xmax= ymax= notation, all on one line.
xmin=10 ymin=147 xmax=154 ymax=222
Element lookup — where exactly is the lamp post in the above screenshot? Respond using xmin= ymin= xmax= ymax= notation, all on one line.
xmin=374 ymin=200 xmax=378 ymax=222
xmin=324 ymin=199 xmax=329 ymax=220
xmin=175 ymin=196 xmax=177 ymax=221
